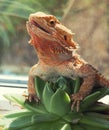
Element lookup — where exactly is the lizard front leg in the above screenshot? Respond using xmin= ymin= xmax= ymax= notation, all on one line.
xmin=27 ymin=75 xmax=40 ymax=102
xmin=27 ymin=64 xmax=40 ymax=103
xmin=71 ymin=64 xmax=96 ymax=111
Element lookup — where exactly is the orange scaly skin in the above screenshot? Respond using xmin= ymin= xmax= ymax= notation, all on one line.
xmin=26 ymin=12 xmax=109 ymax=111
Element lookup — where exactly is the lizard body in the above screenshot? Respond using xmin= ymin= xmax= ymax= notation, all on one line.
xmin=26 ymin=12 xmax=109 ymax=111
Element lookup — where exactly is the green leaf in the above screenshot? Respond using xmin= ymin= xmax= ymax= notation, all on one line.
xmin=35 ymin=76 xmax=46 ymax=99
xmin=57 ymin=77 xmax=71 ymax=94
xmin=97 ymin=88 xmax=109 ymax=99
xmin=4 ymin=94 xmax=47 ymax=113
xmin=22 ymin=122 xmax=52 ymax=130
xmin=32 ymin=113 xmax=59 ymax=123
xmin=85 ymin=112 xmax=109 ymax=120
xmin=51 ymin=121 xmax=71 ymax=130
xmin=42 ymin=83 xmax=54 ymax=111
xmin=13 ymin=95 xmax=47 ymax=113
xmin=72 ymin=124 xmax=85 ymax=130
xmin=73 ymin=77 xmax=81 ymax=93
xmin=3 ymin=114 xmax=34 ymax=130
xmin=81 ymin=91 xmax=101 ymax=111
xmin=4 ymin=94 xmax=16 ymax=103
xmin=5 ymin=110 xmax=32 ymax=118
xmin=88 ymin=102 xmax=109 ymax=112
xmin=80 ymin=114 xmax=109 ymax=129
xmin=83 ymin=125 xmax=104 ymax=130
xmin=63 ymin=111 xmax=82 ymax=123
xmin=11 ymin=94 xmax=38 ymax=112
xmin=50 ymin=88 xmax=70 ymax=116
xmin=61 ymin=124 xmax=71 ymax=130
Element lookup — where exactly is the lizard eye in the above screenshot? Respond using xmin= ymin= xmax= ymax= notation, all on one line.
xmin=49 ymin=19 xmax=55 ymax=26
xmin=64 ymin=35 xmax=67 ymax=41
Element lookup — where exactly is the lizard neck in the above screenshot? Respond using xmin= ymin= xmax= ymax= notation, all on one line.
xmin=32 ymin=36 xmax=73 ymax=65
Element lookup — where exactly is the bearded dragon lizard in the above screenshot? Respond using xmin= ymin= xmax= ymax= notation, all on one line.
xmin=26 ymin=12 xmax=109 ymax=111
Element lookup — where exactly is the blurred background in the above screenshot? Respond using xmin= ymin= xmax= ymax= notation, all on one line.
xmin=0 ymin=0 xmax=109 ymax=77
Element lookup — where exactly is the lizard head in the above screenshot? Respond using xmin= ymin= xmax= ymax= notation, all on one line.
xmin=26 ymin=12 xmax=79 ymax=51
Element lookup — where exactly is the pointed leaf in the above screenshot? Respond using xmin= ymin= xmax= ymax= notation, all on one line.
xmin=35 ymin=76 xmax=46 ymax=99
xmin=98 ymin=88 xmax=109 ymax=99
xmin=63 ymin=111 xmax=82 ymax=123
xmin=50 ymin=88 xmax=70 ymax=116
xmin=32 ymin=113 xmax=59 ymax=123
xmin=72 ymin=124 xmax=85 ymax=130
xmin=5 ymin=110 xmax=32 ymax=118
xmin=81 ymin=91 xmax=101 ymax=111
xmin=4 ymin=94 xmax=47 ymax=113
xmin=80 ymin=114 xmax=109 ymax=129
xmin=4 ymin=114 xmax=34 ymax=130
xmin=51 ymin=121 xmax=71 ymax=130
xmin=22 ymin=122 xmax=52 ymax=130
xmin=73 ymin=77 xmax=81 ymax=93
xmin=42 ymin=83 xmax=54 ymax=111
xmin=88 ymin=102 xmax=109 ymax=112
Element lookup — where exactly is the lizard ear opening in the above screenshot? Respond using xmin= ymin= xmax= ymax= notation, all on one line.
xmin=64 ymin=35 xmax=67 ymax=41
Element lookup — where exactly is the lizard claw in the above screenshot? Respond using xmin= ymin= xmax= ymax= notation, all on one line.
xmin=71 ymin=100 xmax=80 ymax=112
xmin=24 ymin=93 xmax=40 ymax=103
xmin=70 ymin=93 xmax=83 ymax=112
xmin=28 ymin=94 xmax=40 ymax=103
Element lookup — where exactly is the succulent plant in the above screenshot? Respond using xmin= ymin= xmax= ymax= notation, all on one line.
xmin=1 ymin=76 xmax=109 ymax=130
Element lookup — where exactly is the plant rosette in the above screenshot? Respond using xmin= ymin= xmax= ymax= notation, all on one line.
xmin=1 ymin=77 xmax=109 ymax=130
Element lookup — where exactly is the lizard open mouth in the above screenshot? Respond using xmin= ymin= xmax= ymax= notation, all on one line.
xmin=31 ymin=20 xmax=50 ymax=34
